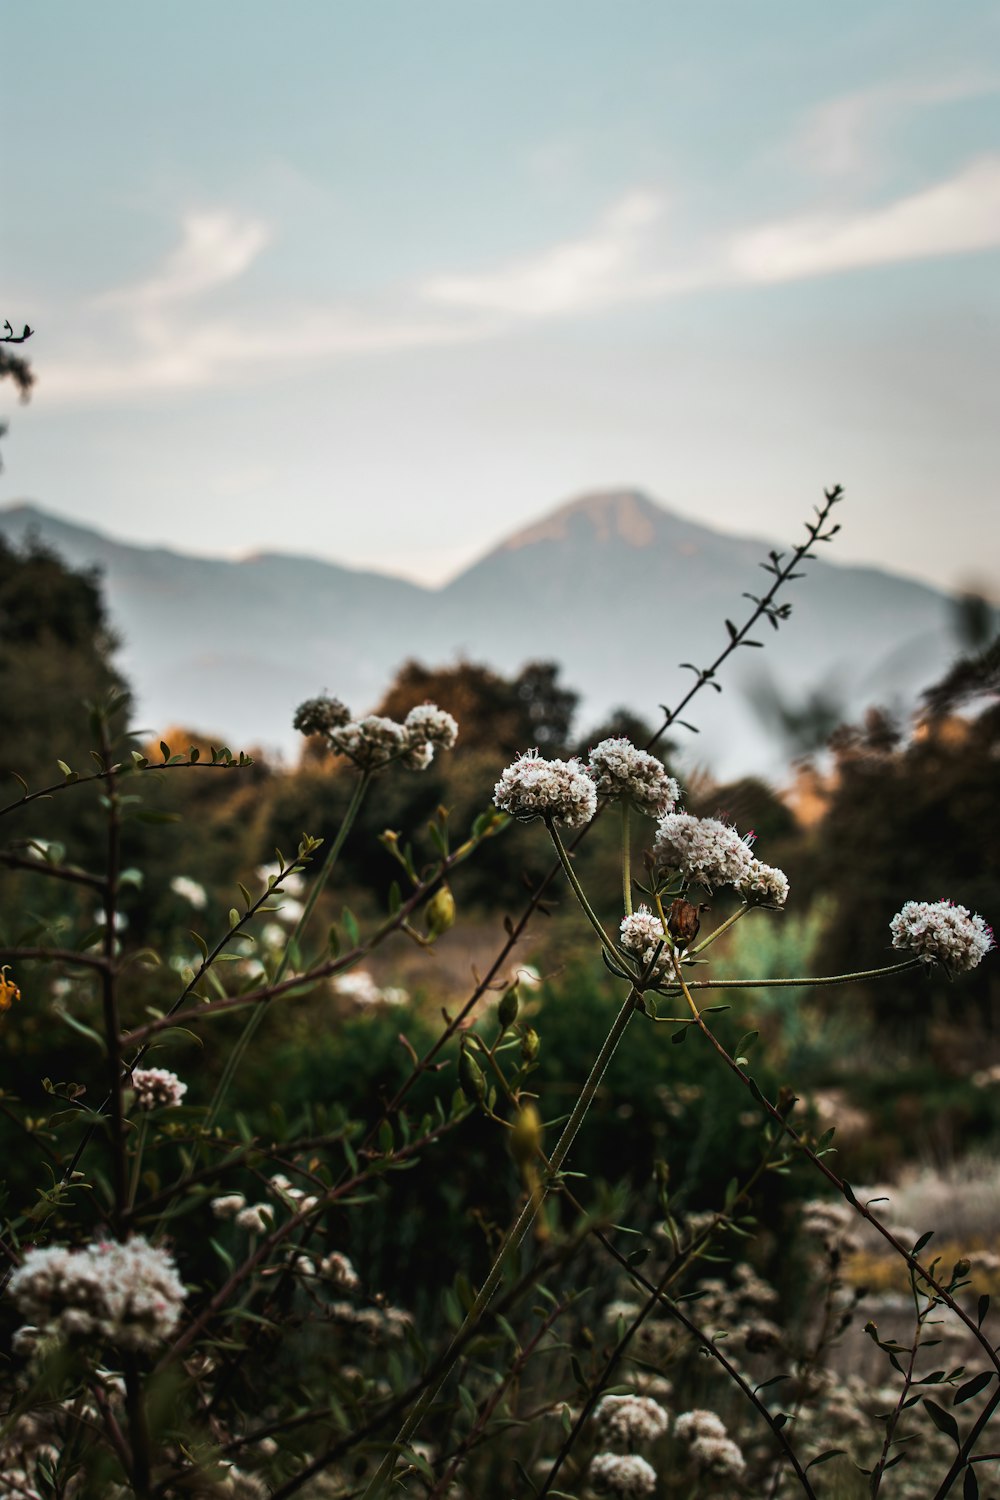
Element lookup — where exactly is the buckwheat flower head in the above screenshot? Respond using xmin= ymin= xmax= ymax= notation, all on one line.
xmin=330 ymin=715 xmax=408 ymax=769
xmin=9 ymin=1236 xmax=185 ymax=1351
xmin=405 ymin=703 xmax=459 ymax=749
xmin=674 ymin=1409 xmax=728 ymax=1443
xmin=589 ymin=1451 xmax=657 ymax=1497
xmin=493 ymin=750 xmax=597 ymax=829
xmin=593 ymin=1393 xmax=670 ymax=1448
xmin=619 ymin=906 xmax=670 ymax=976
xmin=689 ymin=1434 xmax=746 ymax=1476
xmin=211 ymin=1193 xmax=246 ymax=1219
xmin=235 ymin=1204 xmax=273 ymax=1234
xmin=588 ymin=738 xmax=680 ymax=819
xmin=293 ymin=695 xmax=352 ymax=737
xmin=890 ymin=900 xmax=994 ymax=972
xmin=130 ymin=1067 xmax=187 ymax=1111
xmin=321 ymin=1251 xmax=361 ymax=1292
xmin=740 ymin=858 xmax=790 ymax=908
xmin=654 ymin=813 xmax=754 ymax=890
xmin=401 ymin=738 xmax=435 ymax=771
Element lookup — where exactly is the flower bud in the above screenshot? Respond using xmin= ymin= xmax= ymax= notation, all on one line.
xmin=498 ymin=984 xmax=520 ymax=1031
xmin=458 ymin=1045 xmax=486 ymax=1105
xmin=953 ymin=1257 xmax=971 ymax=1279
xmin=425 ymin=885 xmax=456 ymax=941
xmin=520 ymin=1027 xmax=540 ymax=1064
xmin=510 ymin=1102 xmax=544 ymax=1169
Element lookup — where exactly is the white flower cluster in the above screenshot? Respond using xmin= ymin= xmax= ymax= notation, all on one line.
xmin=293 ymin=695 xmax=352 ymax=736
xmin=323 ymin=701 xmax=458 ymax=772
xmin=740 ymin=858 xmax=790 ymax=907
xmin=130 ymin=1066 xmax=187 ymax=1111
xmin=653 ymin=813 xmax=754 ymax=890
xmin=890 ymin=899 xmax=994 ymax=972
xmin=587 ymin=738 xmax=680 ymax=819
xmin=592 ymin=1393 xmax=669 ymax=1448
xmin=674 ymin=1409 xmax=745 ymax=1476
xmin=330 ymin=1300 xmax=413 ymax=1341
xmin=619 ymin=906 xmax=671 ymax=976
xmin=9 ymin=1235 xmax=185 ymax=1351
xmin=589 ymin=1451 xmax=657 ymax=1497
xmin=493 ymin=751 xmax=597 ymax=829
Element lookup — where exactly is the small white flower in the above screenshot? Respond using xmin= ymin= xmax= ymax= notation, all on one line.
xmin=674 ymin=1409 xmax=728 ymax=1443
xmin=689 ymin=1433 xmax=746 ymax=1476
xmin=404 ymin=703 xmax=459 ymax=749
xmin=740 ymin=858 xmax=790 ymax=907
xmin=493 ymin=750 xmax=597 ymax=829
xmin=170 ymin=875 xmax=207 ymax=909
xmin=593 ymin=1392 xmax=669 ymax=1448
xmin=619 ymin=906 xmax=671 ymax=976
xmin=589 ymin=1450 xmax=657 ymax=1497
xmin=293 ymin=695 xmax=352 ymax=737
xmin=320 ymin=1251 xmax=361 ymax=1291
xmin=330 ymin=715 xmax=408 ymax=769
xmin=401 ymin=739 xmax=435 ymax=771
xmin=211 ymin=1194 xmax=246 ymax=1219
xmin=588 ymin=738 xmax=680 ymax=819
xmin=653 ymin=813 xmax=754 ymax=890
xmin=8 ymin=1236 xmax=185 ymax=1351
xmin=235 ymin=1204 xmax=273 ymax=1234
xmin=890 ymin=900 xmax=994 ymax=972
xmin=130 ymin=1067 xmax=187 ymax=1111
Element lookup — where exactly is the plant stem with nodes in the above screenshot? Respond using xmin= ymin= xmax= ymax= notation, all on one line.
xmin=360 ymin=987 xmax=640 ymax=1499
xmin=671 ymin=952 xmax=1000 ymax=1377
xmin=203 ymin=768 xmax=373 ymax=1129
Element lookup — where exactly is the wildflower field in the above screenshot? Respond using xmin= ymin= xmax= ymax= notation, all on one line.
xmin=1 ymin=487 xmax=999 ymax=1500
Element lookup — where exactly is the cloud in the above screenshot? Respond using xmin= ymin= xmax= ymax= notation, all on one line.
xmin=421 ymin=189 xmax=666 ymax=317
xmin=793 ymin=73 xmax=1000 ymax=180
xmin=39 ymin=158 xmax=1000 ymax=404
xmin=97 ymin=212 xmax=271 ymax=309
xmin=727 ymin=155 xmax=1000 ymax=283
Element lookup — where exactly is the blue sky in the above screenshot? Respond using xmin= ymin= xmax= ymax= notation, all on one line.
xmin=3 ymin=1 xmax=999 ymax=594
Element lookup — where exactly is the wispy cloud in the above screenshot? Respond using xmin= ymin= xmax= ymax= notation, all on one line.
xmin=727 ymin=155 xmax=1000 ymax=283
xmin=97 ymin=212 xmax=271 ymax=309
xmin=39 ymin=155 xmax=1000 ymax=405
xmin=794 ymin=73 xmax=1000 ymax=181
xmin=422 ymin=190 xmax=667 ymax=317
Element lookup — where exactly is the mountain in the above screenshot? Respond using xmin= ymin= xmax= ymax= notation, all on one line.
xmin=0 ymin=492 xmax=957 ymax=778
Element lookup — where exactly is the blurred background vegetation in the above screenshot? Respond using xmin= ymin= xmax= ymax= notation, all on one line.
xmin=1 ymin=535 xmax=998 ymax=1312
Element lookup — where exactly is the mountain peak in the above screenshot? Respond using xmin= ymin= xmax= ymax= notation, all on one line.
xmin=499 ymin=488 xmax=666 ymax=553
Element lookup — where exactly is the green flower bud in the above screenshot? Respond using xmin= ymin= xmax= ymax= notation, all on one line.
xmin=498 ymin=984 xmax=520 ymax=1031
xmin=425 ymin=885 xmax=456 ymax=941
xmin=510 ymin=1102 xmax=544 ymax=1169
xmin=458 ymin=1044 xmax=486 ymax=1105
xmin=520 ymin=1027 xmax=540 ymax=1064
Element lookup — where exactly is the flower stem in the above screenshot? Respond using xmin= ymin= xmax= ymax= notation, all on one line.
xmin=360 ymin=988 xmax=639 ymax=1498
xmin=621 ymin=801 xmax=632 ymax=918
xmin=687 ymin=902 xmax=750 ymax=955
xmin=546 ymin=820 xmax=621 ymax=968
xmin=204 ymin=769 xmax=373 ymax=1131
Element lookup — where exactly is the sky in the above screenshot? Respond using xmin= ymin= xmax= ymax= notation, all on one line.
xmin=3 ymin=1 xmax=999 ymax=596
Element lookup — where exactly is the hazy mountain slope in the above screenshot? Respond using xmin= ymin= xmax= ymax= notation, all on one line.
xmin=0 ymin=494 xmax=957 ymax=776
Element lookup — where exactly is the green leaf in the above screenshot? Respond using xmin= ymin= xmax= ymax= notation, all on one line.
xmin=912 ymin=1229 xmax=934 ymax=1255
xmin=964 ymin=1462 xmax=980 ymax=1499
xmin=805 ymin=1449 xmax=846 ymax=1471
xmin=953 ymin=1372 xmax=993 ymax=1405
xmin=923 ymin=1397 xmax=960 ymax=1445
xmin=978 ymin=1293 xmax=990 ymax=1327
xmin=341 ymin=907 xmax=360 ymax=947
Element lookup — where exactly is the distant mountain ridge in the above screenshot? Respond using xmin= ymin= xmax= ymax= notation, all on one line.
xmin=0 ymin=491 xmax=957 ymax=779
